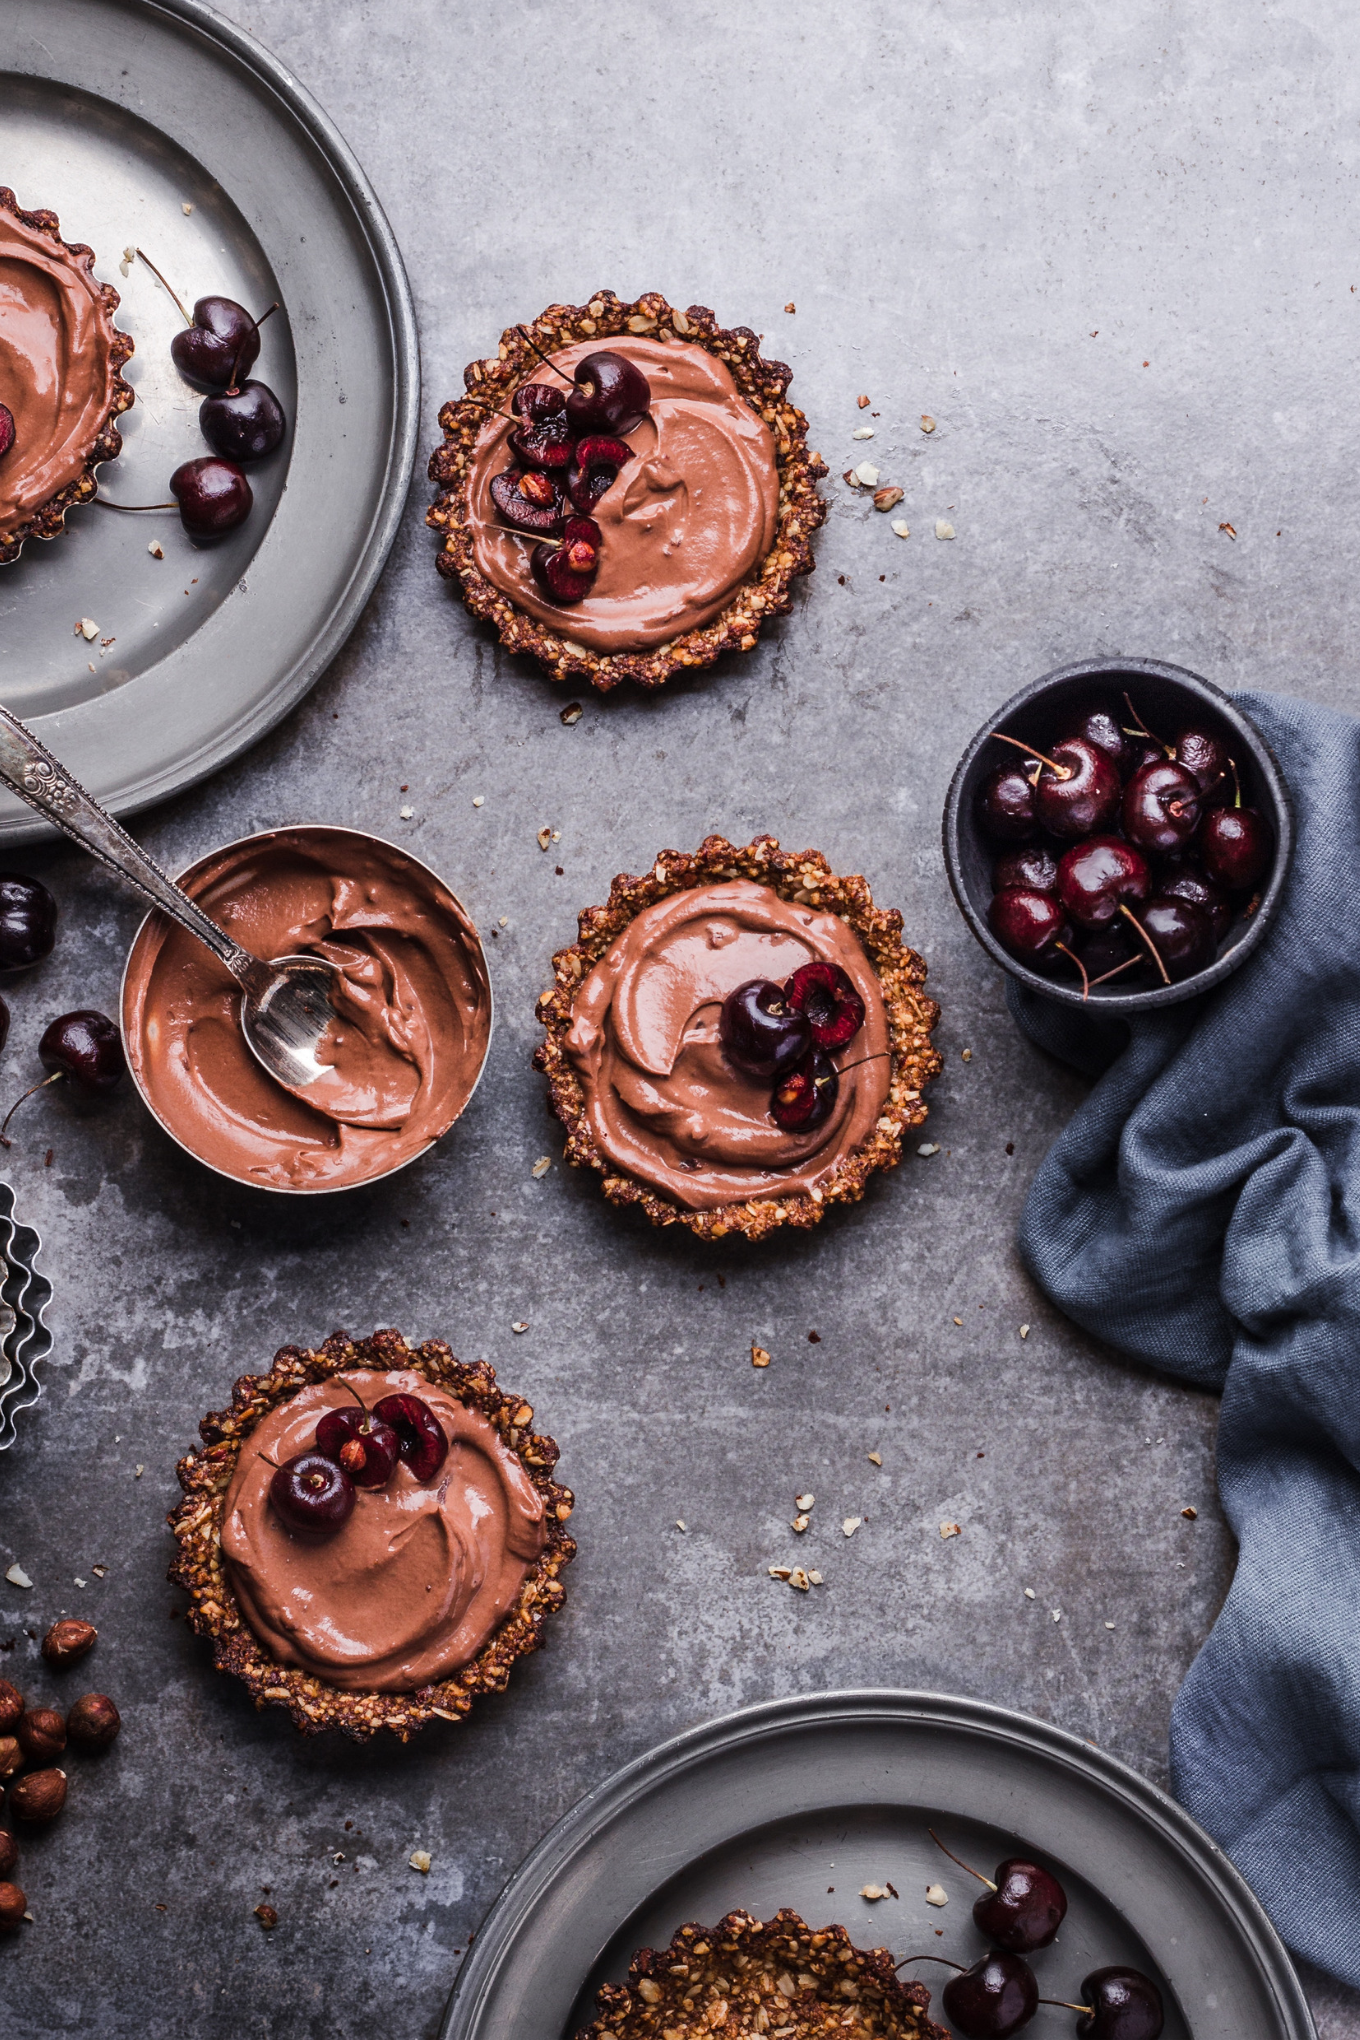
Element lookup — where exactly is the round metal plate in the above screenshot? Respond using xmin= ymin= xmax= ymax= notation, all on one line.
xmin=440 ymin=1690 xmax=1313 ymax=2040
xmin=1 ymin=0 xmax=419 ymax=841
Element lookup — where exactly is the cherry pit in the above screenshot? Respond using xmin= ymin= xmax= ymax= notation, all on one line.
xmin=268 ymin=1380 xmax=449 ymax=1538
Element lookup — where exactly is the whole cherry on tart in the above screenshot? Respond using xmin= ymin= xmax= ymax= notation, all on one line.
xmin=531 ymin=516 xmax=602 ymax=605
xmin=770 ymin=1046 xmax=840 ymax=1131
xmin=270 ymin=1450 xmax=355 ymax=1536
xmin=720 ymin=979 xmax=812 ymax=1078
xmin=1059 ymin=1968 xmax=1165 ymax=2040
xmin=508 ymin=382 xmax=574 ymax=471
xmin=784 ymin=960 xmax=866 ymax=1049
xmin=170 ymin=295 xmax=273 ymax=391
xmin=1056 ymin=837 xmax=1150 ymax=929
xmin=0 ymin=404 xmax=13 ymax=460
xmin=1121 ymin=760 xmax=1202 ymax=853
xmin=1200 ymin=805 xmax=1272 ymax=889
xmin=567 ymin=434 xmax=634 ymax=514
xmin=0 ymin=874 xmax=56 ymax=969
xmin=1157 ymin=863 xmax=1231 ymax=941
xmin=993 ymin=846 xmax=1058 ymax=895
xmin=372 ymin=1392 xmax=449 ymax=1481
xmin=978 ymin=764 xmax=1040 ymax=843
xmin=930 ymin=1828 xmax=1068 ymax=1952
xmin=199 ymin=380 xmax=287 ymax=462
xmin=490 ymin=467 xmax=567 ymax=536
xmin=315 ymin=1387 xmax=400 ymax=1488
xmin=562 ymin=349 xmax=651 ymax=436
xmin=169 ymin=457 xmax=253 ymax=537
xmin=1137 ymin=896 xmax=1216 ymax=981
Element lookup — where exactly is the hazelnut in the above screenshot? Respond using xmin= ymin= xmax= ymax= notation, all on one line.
xmin=9 ymin=1768 xmax=65 ymax=1825
xmin=0 ymin=1680 xmax=21 ymax=1733
xmin=66 ymin=1693 xmax=120 ymax=1753
xmin=41 ymin=1619 xmax=97 ymax=1667
xmin=16 ymin=1707 xmax=65 ymax=1764
xmin=0 ymin=1880 xmax=26 ymax=1930
xmin=0 ymin=1738 xmax=22 ymax=1782
xmin=0 ymin=1830 xmax=16 ymax=1879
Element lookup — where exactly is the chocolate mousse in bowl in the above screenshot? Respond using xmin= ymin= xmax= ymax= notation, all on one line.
xmin=427 ymin=290 xmax=828 ymax=692
xmin=535 ymin=835 xmax=943 ymax=1241
xmin=168 ymin=1328 xmax=575 ymax=1739
xmin=121 ymin=826 xmax=492 ymax=1192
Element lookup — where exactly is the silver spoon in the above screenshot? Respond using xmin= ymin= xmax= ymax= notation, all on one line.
xmin=0 ymin=705 xmax=340 ymax=1092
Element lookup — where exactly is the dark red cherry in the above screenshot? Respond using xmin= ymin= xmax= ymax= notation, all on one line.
xmin=1077 ymin=923 xmax=1141 ymax=981
xmin=1056 ymin=837 xmax=1150 ymax=929
xmin=1056 ymin=699 xmax=1132 ymax=775
xmin=489 ymin=467 xmax=566 ymax=535
xmin=1172 ymin=725 xmax=1230 ymax=798
xmin=988 ymin=888 xmax=1070 ymax=963
xmin=40 ymin=1011 xmax=123 ymax=1093
xmin=170 ymin=296 xmax=262 ymax=391
xmin=993 ymin=847 xmax=1058 ymax=894
xmin=1074 ymin=1968 xmax=1164 ymax=2040
xmin=719 ymin=979 xmax=811 ymax=1078
xmin=198 ymin=381 xmax=286 ymax=461
xmin=942 ymin=1952 xmax=1039 ymax=2040
xmin=508 ymin=381 xmax=573 ymax=470
xmin=372 ymin=1393 xmax=448 ymax=1482
xmin=1127 ymin=739 xmax=1167 ymax=776
xmin=0 ymin=875 xmax=56 ymax=970
xmin=564 ymin=350 xmax=651 ymax=436
xmin=315 ymin=1405 xmax=400 ymax=1489
xmin=978 ymin=765 xmax=1040 ymax=843
xmin=770 ymin=1047 xmax=840 ymax=1131
xmin=973 ymin=1858 xmax=1068 ymax=1952
xmin=1032 ymin=738 xmax=1121 ymax=839
xmin=1121 ymin=760 xmax=1202 ymax=853
xmin=270 ymin=1450 xmax=355 ymax=1537
xmin=784 ymin=961 xmax=866 ymax=1049
xmin=0 ymin=405 xmax=13 ymax=459
xmin=1200 ymin=806 xmax=1271 ymax=889
xmin=567 ymin=434 xmax=633 ymax=514
xmin=1138 ymin=896 xmax=1215 ymax=981
xmin=169 ymin=457 xmax=252 ymax=537
xmin=531 ymin=517 xmax=601 ymax=604
xmin=1157 ymin=863 xmax=1231 ymax=941
xmin=512 ymin=381 xmax=568 ymax=423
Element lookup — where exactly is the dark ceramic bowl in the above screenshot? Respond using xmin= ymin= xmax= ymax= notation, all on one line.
xmin=943 ymin=657 xmax=1293 ymax=1012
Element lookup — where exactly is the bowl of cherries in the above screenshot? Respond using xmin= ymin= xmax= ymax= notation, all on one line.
xmin=942 ymin=658 xmax=1293 ymax=1011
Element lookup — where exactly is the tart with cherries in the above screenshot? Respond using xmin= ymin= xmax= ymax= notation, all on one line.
xmin=168 ymin=1327 xmax=575 ymax=1741
xmin=576 ymin=1907 xmax=949 ymax=2040
xmin=535 ymin=835 xmax=942 ymax=1241
xmin=0 ymin=187 xmax=135 ymax=565
xmin=427 ymin=290 xmax=827 ymax=692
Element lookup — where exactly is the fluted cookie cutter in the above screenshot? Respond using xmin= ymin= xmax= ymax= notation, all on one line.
xmin=0 ymin=1182 xmax=51 ymax=1449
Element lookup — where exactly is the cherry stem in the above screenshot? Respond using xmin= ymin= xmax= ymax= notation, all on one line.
xmin=1229 ymin=755 xmax=1243 ymax=808
xmin=896 ymin=1955 xmax=965 ymax=1972
xmin=1088 ymin=953 xmax=1143 ymax=988
xmin=1119 ymin=903 xmax=1170 ymax=985
xmin=135 ymin=248 xmax=191 ymax=324
xmin=335 ymin=1376 xmax=368 ymax=1413
xmin=258 ymin=1454 xmax=282 ymax=1472
xmin=95 ymin=498 xmax=176 ymax=512
xmin=460 ymin=395 xmax=516 ymax=424
xmin=927 ymin=1827 xmax=996 ymax=1891
xmin=1040 ymin=2003 xmax=1093 ymax=2016
xmin=1055 ymin=941 xmax=1091 ymax=1001
xmin=0 ymin=1071 xmax=61 ymax=1147
xmin=833 ymin=1049 xmax=892 ymax=1078
xmin=516 ymin=325 xmax=574 ymax=382
xmin=1122 ymin=691 xmax=1173 ymax=756
xmin=225 ymin=301 xmax=279 ymax=395
xmin=988 ymin=730 xmax=1072 ymax=781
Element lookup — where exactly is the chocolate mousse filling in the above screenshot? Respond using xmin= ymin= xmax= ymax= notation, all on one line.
xmin=536 ymin=836 xmax=943 ymax=1241
xmin=122 ymin=828 xmax=491 ymax=1191
xmin=0 ymin=187 xmax=134 ymax=563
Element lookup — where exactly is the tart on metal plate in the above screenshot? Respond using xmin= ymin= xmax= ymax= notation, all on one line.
xmin=427 ymin=290 xmax=827 ymax=691
xmin=535 ymin=835 xmax=942 ymax=1241
xmin=575 ymin=1907 xmax=949 ymax=2039
xmin=168 ymin=1328 xmax=574 ymax=1741
xmin=0 ymin=187 xmax=134 ymax=565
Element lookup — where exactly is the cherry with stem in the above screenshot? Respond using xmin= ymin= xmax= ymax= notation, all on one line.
xmin=136 ymin=247 xmax=191 ymax=323
xmin=990 ymin=731 xmax=1073 ymax=781
xmin=1121 ymin=692 xmax=1173 ymax=757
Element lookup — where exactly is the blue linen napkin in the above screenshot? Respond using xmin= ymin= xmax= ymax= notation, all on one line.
xmin=1004 ymin=688 xmax=1360 ymax=1986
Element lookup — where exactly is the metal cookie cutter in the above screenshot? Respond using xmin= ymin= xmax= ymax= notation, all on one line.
xmin=0 ymin=1182 xmax=51 ymax=1449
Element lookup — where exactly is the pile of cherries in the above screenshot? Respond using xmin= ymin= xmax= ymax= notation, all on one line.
xmin=268 ymin=1381 xmax=449 ymax=1538
xmin=901 ymin=1832 xmax=1164 ymax=2040
xmin=0 ymin=875 xmax=126 ymax=1147
xmin=488 ymin=342 xmax=651 ymax=606
xmin=718 ymin=961 xmax=868 ymax=1131
xmin=978 ymin=693 xmax=1273 ymax=994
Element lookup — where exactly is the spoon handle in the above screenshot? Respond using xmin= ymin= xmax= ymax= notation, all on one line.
xmin=0 ymin=705 xmax=276 ymax=1000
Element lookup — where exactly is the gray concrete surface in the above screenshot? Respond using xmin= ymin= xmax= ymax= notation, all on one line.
xmin=2 ymin=1 xmax=1358 ymax=2033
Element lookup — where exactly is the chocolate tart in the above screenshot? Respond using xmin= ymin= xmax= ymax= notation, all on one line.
xmin=535 ymin=835 xmax=942 ymax=1241
xmin=575 ymin=1907 xmax=949 ymax=2040
xmin=0 ymin=188 xmax=135 ymax=566
xmin=426 ymin=290 xmax=828 ymax=693
xmin=167 ymin=1327 xmax=575 ymax=1741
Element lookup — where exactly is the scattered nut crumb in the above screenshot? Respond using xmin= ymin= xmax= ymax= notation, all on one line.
xmin=792 ymin=1515 xmax=810 ymax=1534
xmin=867 ymin=1451 xmax=882 ymax=1466
xmin=1052 ymin=1609 xmax=1062 ymax=1622
xmin=921 ymin=415 xmax=936 ymax=433
xmin=852 ymin=426 xmax=875 ymax=441
xmin=531 ymin=1157 xmax=551 ymax=1179
xmin=134 ymin=1466 xmax=144 ymax=1478
xmin=75 ymin=617 xmax=99 ymax=641
xmin=254 ymin=1904 xmax=277 ymax=1929
xmin=1105 ymin=1621 xmax=1116 ymax=1630
xmin=1019 ymin=1325 xmax=1031 ymax=1339
xmin=5 ymin=1564 xmax=33 ymax=1589
xmin=940 ymin=1522 xmax=961 ymax=1540
xmin=537 ymin=827 xmax=552 ymax=850
xmin=751 ymin=1343 xmax=771 ymax=1369
xmin=925 ymin=1883 xmax=949 ymax=1907
xmin=119 ymin=246 xmax=134 ymax=276
xmin=511 ymin=1321 xmax=529 ymax=1334
xmin=560 ymin=702 xmax=583 ymax=725
xmin=788 ymin=1567 xmax=811 ymax=1592
xmin=854 ymin=461 xmax=880 ymax=486
xmin=857 ymin=394 xmax=870 ymax=408
xmin=147 ymin=541 xmax=164 ymax=559
xmin=399 ymin=805 xmax=414 ymax=820
xmin=1024 ymin=1588 xmax=1036 ymax=1600
xmin=860 ymin=1884 xmax=888 ymax=1900
xmin=891 ymin=519 xmax=911 ymax=539
xmin=409 ymin=1850 xmax=431 ymax=1874
xmin=769 ymin=1565 xmax=793 ymax=1581
xmin=873 ymin=486 xmax=904 ymax=512
xmin=675 ymin=1520 xmax=686 ymax=1532
xmin=842 ymin=1517 xmax=862 ymax=1538
xmin=472 ymin=795 xmax=484 ymax=807
xmin=74 ymin=1577 xmax=86 ymax=1588
xmin=807 ymin=1569 xmax=823 ymax=1584
xmin=92 ymin=1565 xmax=108 ymax=1579
xmin=181 ymin=201 xmax=195 ymax=215
xmin=918 ymin=1142 xmax=940 ymax=1156
xmin=844 ymin=469 xmax=861 ymax=488
xmin=784 ymin=302 xmax=796 ymax=313
xmin=1181 ymin=1505 xmax=1198 ymax=1520
xmin=498 ymin=916 xmax=508 ymax=927
xmin=795 ymin=1493 xmax=814 ymax=1511
xmin=935 ymin=520 xmax=955 ymax=540
xmin=961 ymin=1048 xmax=972 ymax=1061
xmin=953 ymin=1317 xmax=963 ymax=1325
xmin=1219 ymin=522 xmax=1237 ymax=539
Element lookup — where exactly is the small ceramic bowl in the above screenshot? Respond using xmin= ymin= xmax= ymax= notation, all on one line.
xmin=121 ymin=825 xmax=494 ymax=1194
xmin=942 ymin=656 xmax=1293 ymax=1013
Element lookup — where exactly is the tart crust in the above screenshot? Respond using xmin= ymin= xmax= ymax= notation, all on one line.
xmin=575 ymin=1907 xmax=949 ymax=2040
xmin=534 ymin=835 xmax=943 ymax=1241
xmin=167 ymin=1327 xmax=575 ymax=1741
xmin=0 ymin=188 xmax=135 ymax=567
xmin=426 ymin=291 xmax=828 ymax=692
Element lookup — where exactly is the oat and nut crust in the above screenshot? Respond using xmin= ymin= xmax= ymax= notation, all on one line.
xmin=534 ymin=835 xmax=943 ymax=1241
xmin=576 ymin=1906 xmax=949 ymax=2040
xmin=426 ymin=290 xmax=828 ymax=692
xmin=0 ymin=188 xmax=135 ymax=566
xmin=167 ymin=1328 xmax=575 ymax=1742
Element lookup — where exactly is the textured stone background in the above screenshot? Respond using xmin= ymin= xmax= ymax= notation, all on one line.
xmin=2 ymin=0 xmax=1358 ymax=2034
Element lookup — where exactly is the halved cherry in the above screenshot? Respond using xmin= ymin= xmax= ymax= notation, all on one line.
xmin=372 ymin=1393 xmax=448 ymax=1482
xmin=770 ymin=1048 xmax=839 ymax=1131
xmin=490 ymin=467 xmax=566 ymax=535
xmin=315 ymin=1405 xmax=400 ymax=1489
xmin=567 ymin=434 xmax=633 ymax=514
xmin=531 ymin=516 xmax=602 ymax=605
xmin=784 ymin=961 xmax=865 ymax=1050
xmin=508 ymin=381 xmax=573 ymax=470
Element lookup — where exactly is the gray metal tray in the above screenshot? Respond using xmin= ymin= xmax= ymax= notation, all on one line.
xmin=0 ymin=1181 xmax=52 ymax=1449
xmin=1 ymin=0 xmax=419 ymax=840
xmin=441 ymin=1690 xmax=1313 ymax=2040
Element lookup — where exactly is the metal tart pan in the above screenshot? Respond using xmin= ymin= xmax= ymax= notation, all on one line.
xmin=439 ymin=1688 xmax=1313 ymax=2040
xmin=0 ymin=1182 xmax=53 ymax=1450
xmin=1 ymin=0 xmax=418 ymax=840
xmin=120 ymin=825 xmax=494 ymax=1196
